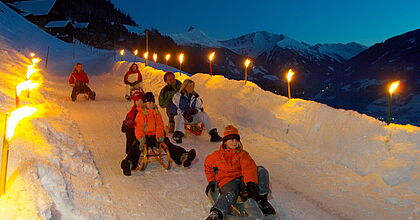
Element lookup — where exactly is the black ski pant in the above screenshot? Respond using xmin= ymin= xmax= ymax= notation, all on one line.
xmin=71 ymin=83 xmax=93 ymax=99
xmin=166 ymin=107 xmax=175 ymax=123
xmin=124 ymin=128 xmax=141 ymax=167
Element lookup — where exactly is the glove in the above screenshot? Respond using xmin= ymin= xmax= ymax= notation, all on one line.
xmin=246 ymin=182 xmax=259 ymax=200
xmin=157 ymin=137 xmax=165 ymax=143
xmin=205 ymin=181 xmax=217 ymax=195
xmin=182 ymin=111 xmax=193 ymax=123
xmin=138 ymin=137 xmax=146 ymax=147
xmin=187 ymin=108 xmax=198 ymax=115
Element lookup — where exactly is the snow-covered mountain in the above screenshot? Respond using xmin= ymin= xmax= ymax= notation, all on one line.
xmin=170 ymin=28 xmax=367 ymax=62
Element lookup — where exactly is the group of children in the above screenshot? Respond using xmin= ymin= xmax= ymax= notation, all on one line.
xmin=68 ymin=62 xmax=276 ymax=219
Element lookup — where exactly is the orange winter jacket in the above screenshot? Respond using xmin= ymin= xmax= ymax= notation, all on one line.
xmin=204 ymin=145 xmax=258 ymax=188
xmin=134 ymin=107 xmax=165 ymax=139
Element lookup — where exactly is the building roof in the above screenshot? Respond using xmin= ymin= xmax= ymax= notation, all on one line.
xmin=73 ymin=22 xmax=89 ymax=29
xmin=45 ymin=20 xmax=73 ymax=28
xmin=12 ymin=0 xmax=57 ymax=16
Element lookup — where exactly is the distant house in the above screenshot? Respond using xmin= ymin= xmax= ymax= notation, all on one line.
xmin=10 ymin=0 xmax=64 ymax=27
xmin=44 ymin=20 xmax=74 ymax=42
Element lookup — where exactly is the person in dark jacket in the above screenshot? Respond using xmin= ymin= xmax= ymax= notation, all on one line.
xmin=171 ymin=79 xmax=222 ymax=143
xmin=69 ymin=63 xmax=96 ymax=101
xmin=158 ymin=72 xmax=182 ymax=133
xmin=124 ymin=63 xmax=143 ymax=100
xmin=121 ymin=91 xmax=144 ymax=155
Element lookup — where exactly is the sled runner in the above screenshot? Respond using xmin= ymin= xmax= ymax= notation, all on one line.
xmin=207 ymin=187 xmax=278 ymax=220
xmin=137 ymin=140 xmax=171 ymax=171
xmin=185 ymin=122 xmax=204 ymax=135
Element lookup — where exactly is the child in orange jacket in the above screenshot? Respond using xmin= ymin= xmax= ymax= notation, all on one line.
xmin=204 ymin=125 xmax=276 ymax=220
xmin=120 ymin=92 xmax=196 ymax=176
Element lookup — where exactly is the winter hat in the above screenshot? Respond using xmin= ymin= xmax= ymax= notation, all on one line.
xmin=142 ymin=92 xmax=155 ymax=103
xmin=223 ymin=125 xmax=240 ymax=143
xmin=163 ymin=71 xmax=175 ymax=82
xmin=131 ymin=91 xmax=144 ymax=101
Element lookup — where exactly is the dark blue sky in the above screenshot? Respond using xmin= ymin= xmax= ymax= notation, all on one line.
xmin=111 ymin=0 xmax=420 ymax=46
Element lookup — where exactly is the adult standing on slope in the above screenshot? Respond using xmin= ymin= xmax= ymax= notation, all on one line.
xmin=171 ymin=79 xmax=222 ymax=143
xmin=158 ymin=72 xmax=182 ymax=133
xmin=69 ymin=63 xmax=96 ymax=101
xmin=124 ymin=63 xmax=143 ymax=100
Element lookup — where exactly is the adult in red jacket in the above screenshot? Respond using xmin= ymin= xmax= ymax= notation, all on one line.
xmin=69 ymin=63 xmax=96 ymax=101
xmin=204 ymin=125 xmax=276 ymax=220
xmin=124 ymin=63 xmax=143 ymax=100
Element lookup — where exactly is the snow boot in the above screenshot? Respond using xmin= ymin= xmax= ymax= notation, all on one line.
xmin=209 ymin=129 xmax=223 ymax=142
xmin=206 ymin=208 xmax=223 ymax=220
xmin=121 ymin=159 xmax=132 ymax=176
xmin=71 ymin=94 xmax=77 ymax=102
xmin=257 ymin=194 xmax=276 ymax=215
xmin=173 ymin=131 xmax=184 ymax=144
xmin=181 ymin=149 xmax=196 ymax=167
xmin=168 ymin=122 xmax=175 ymax=133
xmin=89 ymin=91 xmax=96 ymax=101
xmin=125 ymin=94 xmax=131 ymax=101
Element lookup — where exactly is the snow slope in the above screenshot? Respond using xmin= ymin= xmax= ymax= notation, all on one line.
xmin=0 ymin=2 xmax=419 ymax=219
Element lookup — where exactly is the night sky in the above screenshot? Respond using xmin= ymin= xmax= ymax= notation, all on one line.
xmin=111 ymin=0 xmax=420 ymax=46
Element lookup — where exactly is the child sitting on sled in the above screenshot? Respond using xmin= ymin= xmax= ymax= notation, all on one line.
xmin=120 ymin=92 xmax=196 ymax=176
xmin=68 ymin=63 xmax=96 ymax=101
xmin=204 ymin=125 xmax=276 ymax=220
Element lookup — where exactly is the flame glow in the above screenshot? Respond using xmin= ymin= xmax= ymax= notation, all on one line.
xmin=144 ymin=52 xmax=149 ymax=59
xmin=244 ymin=59 xmax=251 ymax=68
xmin=287 ymin=69 xmax=295 ymax=82
xmin=6 ymin=106 xmax=37 ymax=140
xmin=134 ymin=49 xmax=138 ymax=56
xmin=153 ymin=53 xmax=157 ymax=62
xmin=120 ymin=49 xmax=124 ymax=56
xmin=30 ymin=53 xmax=35 ymax=57
xmin=389 ymin=81 xmax=400 ymax=94
xmin=179 ymin=53 xmax=184 ymax=64
xmin=26 ymin=65 xmax=39 ymax=79
xmin=165 ymin=54 xmax=171 ymax=61
xmin=16 ymin=80 xmax=39 ymax=96
xmin=209 ymin=52 xmax=215 ymax=61
xmin=31 ymin=58 xmax=41 ymax=65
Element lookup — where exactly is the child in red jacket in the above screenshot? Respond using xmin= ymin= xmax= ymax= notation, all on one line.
xmin=124 ymin=63 xmax=143 ymax=100
xmin=69 ymin=63 xmax=96 ymax=101
xmin=204 ymin=125 xmax=276 ymax=220
xmin=120 ymin=92 xmax=196 ymax=176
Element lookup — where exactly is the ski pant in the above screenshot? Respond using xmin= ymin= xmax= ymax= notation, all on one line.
xmin=125 ymin=128 xmax=139 ymax=154
xmin=71 ymin=83 xmax=93 ymax=98
xmin=174 ymin=111 xmax=215 ymax=135
xmin=166 ymin=107 xmax=175 ymax=123
xmin=126 ymin=136 xmax=188 ymax=166
xmin=213 ymin=166 xmax=270 ymax=217
xmin=125 ymin=82 xmax=143 ymax=96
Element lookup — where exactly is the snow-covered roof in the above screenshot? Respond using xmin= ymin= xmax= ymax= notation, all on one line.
xmin=123 ymin=24 xmax=145 ymax=36
xmin=45 ymin=20 xmax=72 ymax=28
xmin=12 ymin=0 xmax=57 ymax=16
xmin=73 ymin=22 xmax=89 ymax=29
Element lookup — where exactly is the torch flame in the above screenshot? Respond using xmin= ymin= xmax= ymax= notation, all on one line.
xmin=245 ymin=59 xmax=251 ymax=68
xmin=6 ymin=106 xmax=37 ymax=140
xmin=32 ymin=58 xmax=41 ymax=66
xmin=209 ymin=52 xmax=215 ymax=61
xmin=153 ymin=53 xmax=157 ymax=62
xmin=134 ymin=49 xmax=138 ymax=56
xmin=120 ymin=49 xmax=124 ymax=56
xmin=144 ymin=52 xmax=149 ymax=59
xmin=179 ymin=53 xmax=184 ymax=64
xmin=16 ymin=80 xmax=39 ymax=96
xmin=389 ymin=81 xmax=400 ymax=94
xmin=287 ymin=69 xmax=295 ymax=82
xmin=26 ymin=65 xmax=39 ymax=79
xmin=30 ymin=53 xmax=35 ymax=57
xmin=165 ymin=54 xmax=171 ymax=61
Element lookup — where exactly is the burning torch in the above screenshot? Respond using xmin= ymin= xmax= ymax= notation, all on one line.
xmin=387 ymin=80 xmax=399 ymax=125
xmin=209 ymin=52 xmax=215 ymax=76
xmin=286 ymin=69 xmax=295 ymax=99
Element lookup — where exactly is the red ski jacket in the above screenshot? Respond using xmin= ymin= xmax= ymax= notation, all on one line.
xmin=123 ymin=105 xmax=138 ymax=129
xmin=124 ymin=70 xmax=142 ymax=85
xmin=204 ymin=145 xmax=258 ymax=188
xmin=69 ymin=71 xmax=89 ymax=84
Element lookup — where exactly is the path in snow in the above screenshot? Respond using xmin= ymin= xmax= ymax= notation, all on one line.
xmin=45 ymin=63 xmax=339 ymax=220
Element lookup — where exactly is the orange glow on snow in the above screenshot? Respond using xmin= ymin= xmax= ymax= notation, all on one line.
xmin=6 ymin=106 xmax=37 ymax=140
